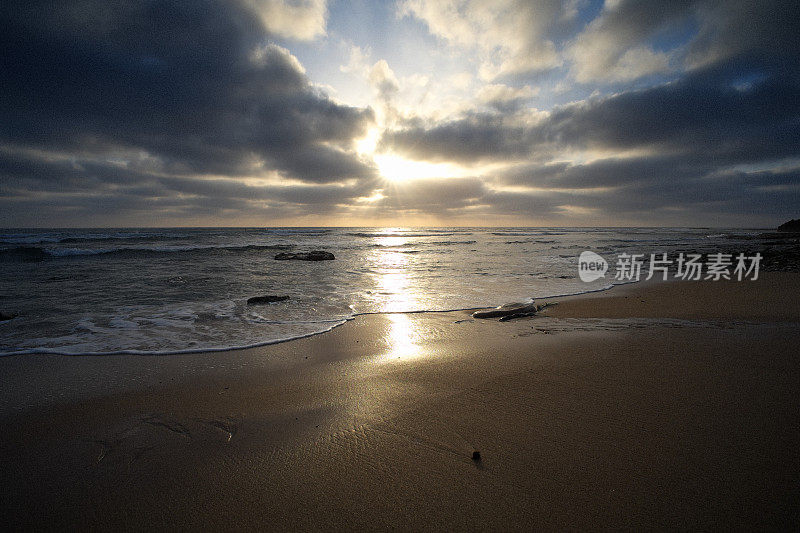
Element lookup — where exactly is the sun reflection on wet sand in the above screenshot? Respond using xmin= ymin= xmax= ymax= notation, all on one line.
xmin=384 ymin=313 xmax=423 ymax=361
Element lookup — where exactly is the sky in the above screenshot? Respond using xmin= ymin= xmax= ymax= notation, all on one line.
xmin=1 ymin=0 xmax=799 ymax=227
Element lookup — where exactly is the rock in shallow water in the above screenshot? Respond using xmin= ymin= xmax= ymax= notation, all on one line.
xmin=246 ymin=295 xmax=289 ymax=305
xmin=777 ymin=219 xmax=800 ymax=232
xmin=0 ymin=311 xmax=18 ymax=321
xmin=274 ymin=251 xmax=335 ymax=261
xmin=472 ymin=301 xmax=538 ymax=319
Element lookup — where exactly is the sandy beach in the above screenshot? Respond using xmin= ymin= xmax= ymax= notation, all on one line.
xmin=2 ymin=273 xmax=799 ymax=530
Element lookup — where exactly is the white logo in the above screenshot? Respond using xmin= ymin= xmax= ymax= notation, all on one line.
xmin=578 ymin=251 xmax=608 ymax=282
xmin=577 ymin=251 xmax=761 ymax=283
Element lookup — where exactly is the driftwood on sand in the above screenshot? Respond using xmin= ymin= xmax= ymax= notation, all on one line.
xmin=472 ymin=301 xmax=553 ymax=321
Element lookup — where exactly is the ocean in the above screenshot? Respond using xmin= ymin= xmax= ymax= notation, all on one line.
xmin=0 ymin=227 xmax=784 ymax=355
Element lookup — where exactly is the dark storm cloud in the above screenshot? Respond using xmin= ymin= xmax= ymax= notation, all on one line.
xmin=498 ymin=154 xmax=800 ymax=192
xmin=564 ymin=168 xmax=800 ymax=221
xmin=0 ymin=0 xmax=375 ymax=202
xmin=684 ymin=0 xmax=800 ymax=67
xmin=0 ymin=149 xmax=374 ymax=211
xmin=547 ymin=58 xmax=800 ymax=160
xmin=478 ymin=166 xmax=800 ymax=224
xmin=487 ymin=149 xmax=800 ymax=224
xmin=378 ymin=112 xmax=540 ymax=163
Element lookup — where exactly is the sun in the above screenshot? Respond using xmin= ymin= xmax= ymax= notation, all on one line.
xmin=373 ymin=153 xmax=464 ymax=182
xmin=356 ymin=128 xmax=469 ymax=182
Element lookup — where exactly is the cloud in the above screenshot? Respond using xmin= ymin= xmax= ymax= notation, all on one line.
xmin=382 ymin=54 xmax=800 ymax=165
xmin=398 ymin=0 xmax=570 ymax=80
xmin=570 ymin=44 xmax=671 ymax=83
xmin=476 ymin=84 xmax=539 ymax=112
xmin=0 ymin=147 xmax=378 ymax=226
xmin=340 ymin=43 xmax=372 ymax=76
xmin=2 ymin=0 xmax=799 ymax=226
xmin=369 ymin=59 xmax=400 ymax=104
xmin=0 ymin=0 xmax=377 ymax=224
xmin=379 ymin=111 xmax=547 ymax=163
xmin=376 ymin=29 xmax=800 ymax=225
xmin=376 ymin=177 xmax=487 ymax=211
xmin=399 ymin=0 xmax=688 ymax=83
xmin=240 ymin=0 xmax=328 ymax=41
xmin=546 ymin=59 xmax=800 ymax=162
xmin=567 ymin=0 xmax=800 ymax=83
xmin=566 ymin=0 xmax=690 ymax=83
xmin=475 ymin=158 xmax=800 ymax=226
xmin=685 ymin=0 xmax=800 ymax=69
xmin=401 ymin=0 xmax=800 ymax=87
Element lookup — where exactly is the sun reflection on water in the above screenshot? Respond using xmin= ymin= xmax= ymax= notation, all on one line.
xmin=370 ymin=232 xmax=424 ymax=361
xmin=375 ymin=235 xmax=408 ymax=248
xmin=372 ymin=234 xmax=415 ymax=313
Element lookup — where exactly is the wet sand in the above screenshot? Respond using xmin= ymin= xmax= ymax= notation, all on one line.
xmin=2 ymin=274 xmax=799 ymax=530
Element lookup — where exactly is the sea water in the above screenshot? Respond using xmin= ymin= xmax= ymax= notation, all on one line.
xmin=0 ymin=227 xmax=776 ymax=355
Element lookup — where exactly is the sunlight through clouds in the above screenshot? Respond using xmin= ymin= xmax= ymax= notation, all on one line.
xmin=1 ymin=0 xmax=798 ymax=226
xmin=373 ymin=154 xmax=469 ymax=182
